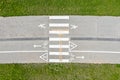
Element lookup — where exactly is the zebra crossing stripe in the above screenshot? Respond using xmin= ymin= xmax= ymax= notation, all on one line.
xmin=49 ymin=59 xmax=69 ymax=62
xmin=49 ymin=23 xmax=69 ymax=27
xmin=49 ymin=30 xmax=69 ymax=34
xmin=49 ymin=16 xmax=69 ymax=19
xmin=49 ymin=38 xmax=69 ymax=41
xmin=49 ymin=52 xmax=69 ymax=55
xmin=49 ymin=45 xmax=69 ymax=48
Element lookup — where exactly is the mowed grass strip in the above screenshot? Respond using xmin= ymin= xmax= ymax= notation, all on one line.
xmin=0 ymin=64 xmax=120 ymax=80
xmin=0 ymin=0 xmax=120 ymax=16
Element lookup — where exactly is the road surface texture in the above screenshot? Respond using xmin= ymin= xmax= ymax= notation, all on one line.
xmin=0 ymin=16 xmax=120 ymax=63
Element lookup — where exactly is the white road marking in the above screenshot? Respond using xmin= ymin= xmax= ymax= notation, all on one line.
xmin=49 ymin=38 xmax=69 ymax=41
xmin=33 ymin=45 xmax=42 ymax=48
xmin=49 ymin=59 xmax=69 ymax=62
xmin=49 ymin=23 xmax=69 ymax=27
xmin=49 ymin=31 xmax=69 ymax=34
xmin=49 ymin=16 xmax=69 ymax=19
xmin=49 ymin=52 xmax=69 ymax=55
xmin=39 ymin=53 xmax=48 ymax=62
xmin=70 ymin=50 xmax=120 ymax=54
xmin=76 ymin=56 xmax=85 ymax=59
xmin=38 ymin=24 xmax=46 ymax=28
xmin=70 ymin=25 xmax=78 ymax=29
xmin=49 ymin=45 xmax=69 ymax=48
xmin=49 ymin=16 xmax=70 ymax=63
xmin=0 ymin=50 xmax=48 ymax=53
xmin=69 ymin=41 xmax=78 ymax=51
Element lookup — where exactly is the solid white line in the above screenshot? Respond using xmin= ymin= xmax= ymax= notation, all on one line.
xmin=70 ymin=50 xmax=120 ymax=54
xmin=0 ymin=50 xmax=48 ymax=53
xmin=49 ymin=52 xmax=69 ymax=55
xmin=49 ymin=59 xmax=69 ymax=62
xmin=49 ymin=38 xmax=69 ymax=41
xmin=49 ymin=23 xmax=69 ymax=27
xmin=49 ymin=45 xmax=69 ymax=48
xmin=49 ymin=16 xmax=69 ymax=19
xmin=49 ymin=31 xmax=69 ymax=34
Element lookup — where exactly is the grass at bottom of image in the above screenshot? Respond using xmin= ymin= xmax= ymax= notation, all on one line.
xmin=0 ymin=63 xmax=120 ymax=80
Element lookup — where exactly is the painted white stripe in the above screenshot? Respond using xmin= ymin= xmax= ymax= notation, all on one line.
xmin=49 ymin=23 xmax=69 ymax=27
xmin=70 ymin=50 xmax=120 ymax=54
xmin=49 ymin=31 xmax=69 ymax=34
xmin=49 ymin=16 xmax=69 ymax=19
xmin=76 ymin=56 xmax=84 ymax=59
xmin=33 ymin=45 xmax=41 ymax=48
xmin=49 ymin=45 xmax=69 ymax=48
xmin=49 ymin=52 xmax=69 ymax=55
xmin=0 ymin=50 xmax=48 ymax=53
xmin=49 ymin=59 xmax=69 ymax=62
xmin=49 ymin=38 xmax=69 ymax=41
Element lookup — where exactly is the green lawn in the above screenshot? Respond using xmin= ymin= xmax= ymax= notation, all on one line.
xmin=0 ymin=0 xmax=120 ymax=16
xmin=0 ymin=0 xmax=120 ymax=80
xmin=0 ymin=64 xmax=120 ymax=80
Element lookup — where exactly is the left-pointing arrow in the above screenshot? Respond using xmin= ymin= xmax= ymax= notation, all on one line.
xmin=39 ymin=53 xmax=48 ymax=62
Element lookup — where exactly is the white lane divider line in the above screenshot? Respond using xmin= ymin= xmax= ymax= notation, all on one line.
xmin=49 ymin=45 xmax=69 ymax=48
xmin=49 ymin=23 xmax=69 ymax=27
xmin=49 ymin=16 xmax=69 ymax=20
xmin=49 ymin=30 xmax=69 ymax=34
xmin=70 ymin=50 xmax=120 ymax=54
xmin=0 ymin=50 xmax=48 ymax=53
xmin=49 ymin=59 xmax=69 ymax=62
xmin=49 ymin=52 xmax=69 ymax=55
xmin=49 ymin=38 xmax=69 ymax=41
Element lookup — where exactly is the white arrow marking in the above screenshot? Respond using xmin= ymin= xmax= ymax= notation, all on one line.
xmin=69 ymin=41 xmax=78 ymax=51
xmin=38 ymin=24 xmax=46 ymax=29
xmin=76 ymin=56 xmax=85 ymax=59
xmin=33 ymin=45 xmax=42 ymax=48
xmin=70 ymin=25 xmax=78 ymax=29
xmin=33 ymin=42 xmax=48 ymax=48
xmin=39 ymin=53 xmax=48 ymax=62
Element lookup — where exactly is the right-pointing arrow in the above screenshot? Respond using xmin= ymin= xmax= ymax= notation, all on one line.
xmin=69 ymin=41 xmax=78 ymax=51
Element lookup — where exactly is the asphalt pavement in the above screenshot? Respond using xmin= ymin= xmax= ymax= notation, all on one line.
xmin=0 ymin=16 xmax=120 ymax=63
